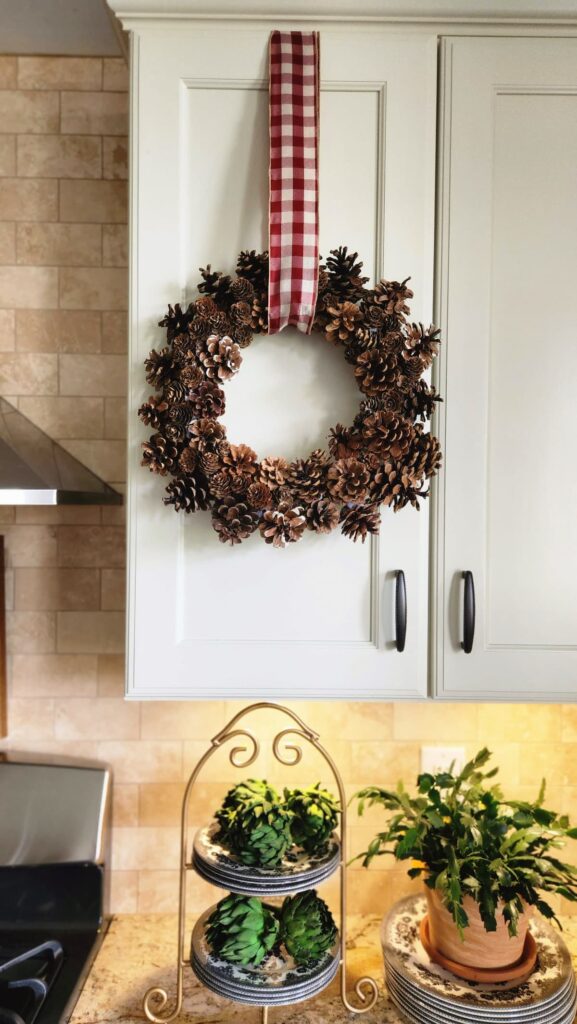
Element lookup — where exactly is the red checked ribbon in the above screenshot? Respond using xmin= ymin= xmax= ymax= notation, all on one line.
xmin=268 ymin=30 xmax=320 ymax=336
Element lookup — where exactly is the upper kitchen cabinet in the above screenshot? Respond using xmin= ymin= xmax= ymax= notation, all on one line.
xmin=123 ymin=23 xmax=437 ymax=699
xmin=433 ymin=37 xmax=577 ymax=701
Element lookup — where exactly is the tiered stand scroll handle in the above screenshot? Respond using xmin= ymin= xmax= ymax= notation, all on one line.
xmin=143 ymin=701 xmax=379 ymax=1024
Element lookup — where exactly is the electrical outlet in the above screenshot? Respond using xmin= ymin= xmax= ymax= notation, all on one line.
xmin=420 ymin=746 xmax=465 ymax=775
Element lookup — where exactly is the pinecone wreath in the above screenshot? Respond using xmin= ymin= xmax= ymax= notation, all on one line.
xmin=139 ymin=247 xmax=442 ymax=547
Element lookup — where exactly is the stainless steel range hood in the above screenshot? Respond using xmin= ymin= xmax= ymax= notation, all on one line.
xmin=0 ymin=397 xmax=122 ymax=506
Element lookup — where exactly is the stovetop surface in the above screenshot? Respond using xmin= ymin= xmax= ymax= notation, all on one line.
xmin=0 ymin=928 xmax=106 ymax=1024
xmin=0 ymin=864 xmax=107 ymax=1024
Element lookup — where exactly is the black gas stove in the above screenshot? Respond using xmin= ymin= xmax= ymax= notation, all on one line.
xmin=0 ymin=758 xmax=111 ymax=1024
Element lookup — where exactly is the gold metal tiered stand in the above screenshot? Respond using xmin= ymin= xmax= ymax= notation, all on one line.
xmin=142 ymin=702 xmax=379 ymax=1024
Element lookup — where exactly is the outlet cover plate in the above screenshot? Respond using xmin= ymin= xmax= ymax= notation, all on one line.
xmin=420 ymin=746 xmax=465 ymax=775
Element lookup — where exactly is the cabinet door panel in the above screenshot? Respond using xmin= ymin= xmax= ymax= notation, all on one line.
xmin=128 ymin=25 xmax=436 ymax=699
xmin=435 ymin=37 xmax=577 ymax=699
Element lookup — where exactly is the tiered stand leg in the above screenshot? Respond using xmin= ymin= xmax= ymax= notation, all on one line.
xmin=143 ymin=702 xmax=379 ymax=1024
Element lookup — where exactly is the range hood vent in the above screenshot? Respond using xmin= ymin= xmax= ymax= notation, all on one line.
xmin=0 ymin=398 xmax=122 ymax=506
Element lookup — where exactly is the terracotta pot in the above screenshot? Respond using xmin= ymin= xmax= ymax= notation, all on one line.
xmin=425 ymin=887 xmax=531 ymax=969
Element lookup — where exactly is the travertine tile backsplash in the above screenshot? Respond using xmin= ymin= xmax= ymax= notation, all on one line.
xmin=0 ymin=55 xmax=576 ymax=920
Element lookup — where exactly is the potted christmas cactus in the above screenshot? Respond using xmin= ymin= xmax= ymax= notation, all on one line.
xmin=353 ymin=748 xmax=577 ymax=971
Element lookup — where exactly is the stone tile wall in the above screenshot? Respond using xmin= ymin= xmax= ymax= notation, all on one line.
xmin=0 ymin=55 xmax=576 ymax=920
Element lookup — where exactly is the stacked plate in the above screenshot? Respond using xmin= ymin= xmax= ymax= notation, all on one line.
xmin=192 ymin=823 xmax=340 ymax=895
xmin=381 ymin=895 xmax=577 ymax=1024
xmin=190 ymin=907 xmax=340 ymax=1006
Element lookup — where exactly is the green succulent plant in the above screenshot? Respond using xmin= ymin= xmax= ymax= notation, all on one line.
xmin=215 ymin=779 xmax=274 ymax=845
xmin=284 ymin=783 xmax=340 ymax=854
xmin=216 ymin=778 xmax=293 ymax=867
xmin=205 ymin=893 xmax=280 ymax=966
xmin=279 ymin=890 xmax=337 ymax=966
xmin=353 ymin=747 xmax=577 ymax=938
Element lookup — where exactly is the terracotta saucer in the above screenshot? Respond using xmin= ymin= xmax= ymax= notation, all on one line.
xmin=419 ymin=915 xmax=538 ymax=984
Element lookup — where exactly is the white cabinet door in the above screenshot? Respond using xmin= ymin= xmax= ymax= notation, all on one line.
xmin=127 ymin=24 xmax=436 ymax=699
xmin=434 ymin=37 xmax=577 ymax=700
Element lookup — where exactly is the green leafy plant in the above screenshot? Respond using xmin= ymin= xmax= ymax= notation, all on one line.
xmin=353 ymin=747 xmax=577 ymax=937
xmin=279 ymin=890 xmax=337 ymax=966
xmin=205 ymin=890 xmax=338 ymax=969
xmin=284 ymin=783 xmax=340 ymax=854
xmin=205 ymin=894 xmax=280 ymax=966
xmin=215 ymin=779 xmax=293 ymax=867
xmin=215 ymin=779 xmax=340 ymax=864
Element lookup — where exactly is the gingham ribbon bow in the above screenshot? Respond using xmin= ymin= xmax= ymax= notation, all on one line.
xmin=268 ymin=30 xmax=320 ymax=336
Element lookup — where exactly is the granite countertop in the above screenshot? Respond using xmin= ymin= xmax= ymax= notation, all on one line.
xmin=70 ymin=914 xmax=577 ymax=1024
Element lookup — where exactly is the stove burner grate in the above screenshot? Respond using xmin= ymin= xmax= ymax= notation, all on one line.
xmin=0 ymin=943 xmax=63 ymax=1024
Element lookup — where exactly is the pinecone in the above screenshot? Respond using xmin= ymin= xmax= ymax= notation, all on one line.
xmin=362 ymin=302 xmax=387 ymax=331
xmin=207 ymin=311 xmax=231 ymax=337
xmin=236 ymin=250 xmax=269 ymax=293
xmin=171 ymin=331 xmax=196 ymax=365
xmin=188 ymin=417 xmax=226 ymax=448
xmin=306 ymin=498 xmax=340 ymax=534
xmin=219 ymin=442 xmax=258 ymax=477
xmin=231 ymin=276 xmax=256 ymax=303
xmin=326 ymin=458 xmax=369 ymax=502
xmin=246 ymin=481 xmax=273 ymax=510
xmin=206 ymin=894 xmax=280 ymax=967
xmin=325 ymin=301 xmax=363 ymax=343
xmin=361 ymin=410 xmax=413 ymax=459
xmin=179 ymin=363 xmax=204 ymax=392
xmin=189 ymin=381 xmax=226 ymax=418
xmin=144 ymin=347 xmax=174 ymax=389
xmin=259 ymin=504 xmax=306 ymax=548
xmin=196 ymin=266 xmax=233 ymax=307
xmin=187 ymin=316 xmax=211 ymax=349
xmin=403 ymin=322 xmax=441 ymax=369
xmin=198 ymin=265 xmax=225 ymax=297
xmin=166 ymin=403 xmax=193 ymax=431
xmin=368 ymin=460 xmax=423 ymax=511
xmin=260 ymin=456 xmax=289 ymax=488
xmin=354 ymin=348 xmax=401 ymax=397
xmin=141 ymin=434 xmax=178 ymax=475
xmin=325 ymin=247 xmax=368 ymax=301
xmin=210 ymin=470 xmax=232 ymax=499
xmin=405 ymin=425 xmax=442 ymax=485
xmin=233 ymin=324 xmax=253 ymax=349
xmin=212 ymin=496 xmax=259 ymax=544
xmin=195 ymin=296 xmax=218 ymax=320
xmin=163 ymin=379 xmax=187 ymax=404
xmin=159 ymin=302 xmax=194 ymax=340
xmin=374 ymin=277 xmax=414 ymax=315
xmin=164 ymin=422 xmax=186 ymax=445
xmin=402 ymin=381 xmax=442 ymax=423
xmin=138 ymin=396 xmax=167 ymax=428
xmin=367 ymin=461 xmax=400 ymax=506
xmin=250 ymin=297 xmax=268 ymax=333
xmin=328 ymin=424 xmax=363 ymax=460
xmin=164 ymin=474 xmax=209 ymax=513
xmin=286 ymin=450 xmax=329 ymax=504
xmin=199 ymin=450 xmax=221 ymax=476
xmin=340 ymin=504 xmax=381 ymax=543
xmin=229 ymin=301 xmax=252 ymax=327
xmin=199 ymin=334 xmax=242 ymax=382
xmin=317 ymin=267 xmax=331 ymax=297
xmin=284 ymin=783 xmax=340 ymax=854
xmin=178 ymin=444 xmax=198 ymax=474
xmin=279 ymin=891 xmax=337 ymax=966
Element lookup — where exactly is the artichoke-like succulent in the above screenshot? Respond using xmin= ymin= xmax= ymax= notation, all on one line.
xmin=216 ymin=779 xmax=293 ymax=867
xmin=284 ymin=783 xmax=340 ymax=854
xmin=206 ymin=894 xmax=280 ymax=966
xmin=279 ymin=890 xmax=337 ymax=966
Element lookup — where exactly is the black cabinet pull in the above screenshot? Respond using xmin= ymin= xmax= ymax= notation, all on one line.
xmin=395 ymin=570 xmax=407 ymax=653
xmin=462 ymin=570 xmax=475 ymax=653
